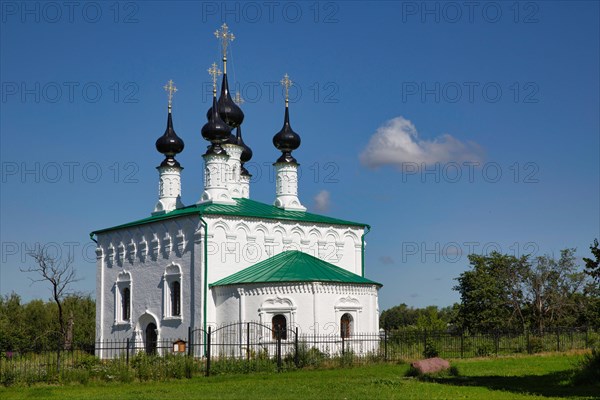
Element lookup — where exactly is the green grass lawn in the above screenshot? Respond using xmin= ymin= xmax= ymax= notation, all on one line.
xmin=1 ymin=352 xmax=598 ymax=399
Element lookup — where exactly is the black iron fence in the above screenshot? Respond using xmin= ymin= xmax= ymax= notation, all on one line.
xmin=1 ymin=325 xmax=598 ymax=384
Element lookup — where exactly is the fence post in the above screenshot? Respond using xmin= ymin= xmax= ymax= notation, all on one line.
xmin=341 ymin=335 xmax=345 ymax=356
xmin=526 ymin=329 xmax=531 ymax=354
xmin=384 ymin=330 xmax=388 ymax=362
xmin=276 ymin=327 xmax=282 ymax=372
xmin=205 ymin=327 xmax=211 ymax=377
xmin=494 ymin=330 xmax=499 ymax=356
xmin=247 ymin=322 xmax=250 ymax=364
xmin=460 ymin=330 xmax=464 ymax=358
xmin=126 ymin=338 xmax=130 ymax=366
xmin=187 ymin=327 xmax=192 ymax=357
xmin=294 ymin=327 xmax=299 ymax=368
xmin=556 ymin=328 xmax=560 ymax=352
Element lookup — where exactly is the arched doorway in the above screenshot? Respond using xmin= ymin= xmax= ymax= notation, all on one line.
xmin=340 ymin=313 xmax=352 ymax=339
xmin=145 ymin=323 xmax=157 ymax=354
xmin=271 ymin=314 xmax=287 ymax=340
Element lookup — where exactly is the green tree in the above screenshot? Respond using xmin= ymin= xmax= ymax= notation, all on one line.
xmin=416 ymin=306 xmax=447 ymax=331
xmin=583 ymin=238 xmax=600 ymax=284
xmin=0 ymin=293 xmax=27 ymax=351
xmin=453 ymin=252 xmax=526 ymax=332
xmin=526 ymin=249 xmax=586 ymax=332
xmin=380 ymin=303 xmax=420 ymax=329
xmin=23 ymin=299 xmax=55 ymax=351
xmin=62 ymin=294 xmax=96 ymax=344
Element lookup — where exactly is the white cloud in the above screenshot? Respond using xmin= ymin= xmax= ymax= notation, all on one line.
xmin=359 ymin=116 xmax=484 ymax=168
xmin=313 ymin=190 xmax=331 ymax=212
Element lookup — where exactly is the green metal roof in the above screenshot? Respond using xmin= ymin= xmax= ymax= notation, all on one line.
xmin=91 ymin=198 xmax=367 ymax=235
xmin=210 ymin=250 xmax=381 ymax=287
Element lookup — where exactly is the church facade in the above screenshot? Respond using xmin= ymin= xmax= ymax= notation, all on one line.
xmin=91 ymin=25 xmax=381 ymax=356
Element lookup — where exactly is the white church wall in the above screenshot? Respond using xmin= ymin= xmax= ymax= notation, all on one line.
xmin=94 ymin=215 xmax=200 ymax=350
xmin=203 ymin=215 xmax=366 ymax=326
xmin=95 ymin=210 xmax=372 ymax=356
xmin=213 ymin=283 xmax=379 ymax=336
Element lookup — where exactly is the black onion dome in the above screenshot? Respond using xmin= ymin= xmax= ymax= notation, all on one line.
xmin=240 ymin=164 xmax=252 ymax=177
xmin=236 ymin=126 xmax=253 ymax=163
xmin=273 ymin=106 xmax=300 ymax=163
xmin=225 ymin=131 xmax=237 ymax=145
xmin=156 ymin=111 xmax=184 ymax=167
xmin=205 ymin=73 xmax=244 ymax=129
xmin=202 ymin=94 xmax=231 ymax=154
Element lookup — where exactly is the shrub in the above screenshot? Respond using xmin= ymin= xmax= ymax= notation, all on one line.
xmin=423 ymin=340 xmax=438 ymax=358
xmin=73 ymin=353 xmax=99 ymax=369
xmin=294 ymin=344 xmax=328 ymax=369
xmin=572 ymin=349 xmax=600 ymax=385
xmin=1 ymin=367 xmax=16 ymax=386
xmin=62 ymin=368 xmax=90 ymax=385
xmin=475 ymin=343 xmax=493 ymax=357
xmin=337 ymin=350 xmax=354 ymax=368
xmin=587 ymin=331 xmax=600 ymax=348
xmin=528 ymin=336 xmax=544 ymax=354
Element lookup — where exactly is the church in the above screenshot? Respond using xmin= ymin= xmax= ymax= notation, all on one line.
xmin=91 ymin=25 xmax=381 ymax=355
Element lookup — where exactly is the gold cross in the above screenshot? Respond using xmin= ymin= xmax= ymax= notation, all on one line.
xmin=163 ymin=79 xmax=177 ymax=109
xmin=214 ymin=23 xmax=235 ymax=58
xmin=233 ymin=91 xmax=244 ymax=106
xmin=280 ymin=73 xmax=293 ymax=103
xmin=207 ymin=62 xmax=222 ymax=93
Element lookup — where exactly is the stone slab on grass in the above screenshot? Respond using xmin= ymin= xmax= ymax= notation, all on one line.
xmin=411 ymin=357 xmax=451 ymax=374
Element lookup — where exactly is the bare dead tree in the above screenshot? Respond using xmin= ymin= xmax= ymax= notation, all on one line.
xmin=21 ymin=249 xmax=80 ymax=342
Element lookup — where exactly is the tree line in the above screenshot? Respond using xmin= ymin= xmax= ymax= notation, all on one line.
xmin=381 ymin=240 xmax=600 ymax=333
xmin=1 ymin=240 xmax=598 ymax=352
xmin=0 ymin=293 xmax=95 ymax=352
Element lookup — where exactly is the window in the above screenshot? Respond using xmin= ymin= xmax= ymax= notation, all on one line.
xmin=115 ymin=271 xmax=132 ymax=324
xmin=271 ymin=314 xmax=287 ymax=340
xmin=340 ymin=313 xmax=352 ymax=339
xmin=163 ymin=263 xmax=182 ymax=319
xmin=171 ymin=281 xmax=180 ymax=316
xmin=122 ymin=287 xmax=131 ymax=320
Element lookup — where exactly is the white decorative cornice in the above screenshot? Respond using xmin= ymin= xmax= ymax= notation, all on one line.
xmin=138 ymin=238 xmax=148 ymax=261
xmin=150 ymin=234 xmax=160 ymax=260
xmin=175 ymin=230 xmax=185 ymax=253
xmin=126 ymin=240 xmax=136 ymax=264
xmin=117 ymin=243 xmax=125 ymax=266
xmin=162 ymin=232 xmax=172 ymax=257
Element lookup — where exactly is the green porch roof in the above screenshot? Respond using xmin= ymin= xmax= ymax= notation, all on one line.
xmin=91 ymin=198 xmax=367 ymax=235
xmin=210 ymin=250 xmax=381 ymax=287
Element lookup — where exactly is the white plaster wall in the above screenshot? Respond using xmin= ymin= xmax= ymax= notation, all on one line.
xmin=95 ymin=214 xmax=201 ymax=347
xmin=213 ymin=283 xmax=379 ymax=336
xmin=203 ymin=215 xmax=367 ymax=326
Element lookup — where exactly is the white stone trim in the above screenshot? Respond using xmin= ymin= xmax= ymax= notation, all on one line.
xmin=334 ymin=296 xmax=362 ymax=335
xmin=199 ymin=152 xmax=236 ymax=205
xmin=162 ymin=262 xmax=183 ymax=321
xmin=274 ymin=162 xmax=306 ymax=211
xmin=114 ymin=271 xmax=132 ymax=327
xmin=153 ymin=165 xmax=184 ymax=215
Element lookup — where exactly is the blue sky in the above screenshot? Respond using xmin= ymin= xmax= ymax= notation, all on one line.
xmin=1 ymin=1 xmax=598 ymax=311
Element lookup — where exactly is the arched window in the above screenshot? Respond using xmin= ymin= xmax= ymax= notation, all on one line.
xmin=271 ymin=314 xmax=287 ymax=340
xmin=115 ymin=271 xmax=132 ymax=324
xmin=145 ymin=323 xmax=157 ymax=355
xmin=340 ymin=313 xmax=352 ymax=339
xmin=171 ymin=281 xmax=180 ymax=316
xmin=122 ymin=287 xmax=131 ymax=321
xmin=163 ymin=264 xmax=182 ymax=319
